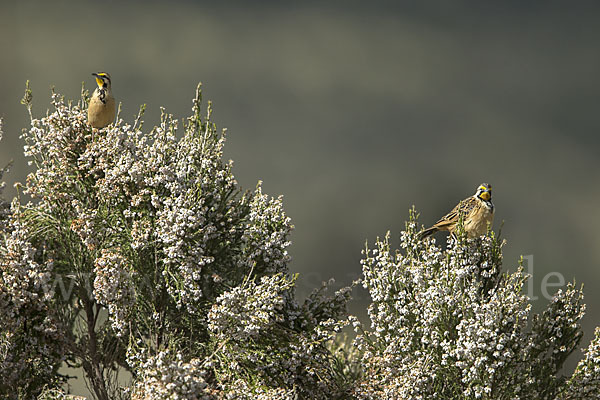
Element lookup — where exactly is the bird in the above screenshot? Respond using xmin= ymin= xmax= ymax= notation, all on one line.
xmin=87 ymin=72 xmax=115 ymax=129
xmin=418 ymin=183 xmax=494 ymax=240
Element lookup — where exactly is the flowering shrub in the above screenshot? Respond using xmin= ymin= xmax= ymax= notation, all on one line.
xmin=1 ymin=119 xmax=66 ymax=397
xmin=130 ymin=349 xmax=214 ymax=400
xmin=2 ymin=84 xmax=599 ymax=399
xmin=0 ymin=83 xmax=353 ymax=399
xmin=206 ymin=273 xmax=354 ymax=399
xmin=561 ymin=327 xmax=600 ymax=399
xmin=0 ymin=221 xmax=65 ymax=397
xmin=353 ymin=208 xmax=600 ymax=399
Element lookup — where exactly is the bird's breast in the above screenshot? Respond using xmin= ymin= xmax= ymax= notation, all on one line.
xmin=88 ymin=93 xmax=116 ymax=129
xmin=465 ymin=204 xmax=494 ymax=237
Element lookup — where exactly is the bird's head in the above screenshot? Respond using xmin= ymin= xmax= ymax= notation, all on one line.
xmin=475 ymin=183 xmax=492 ymax=201
xmin=92 ymin=72 xmax=111 ymax=89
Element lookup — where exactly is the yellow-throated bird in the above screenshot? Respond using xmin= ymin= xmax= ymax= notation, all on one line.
xmin=88 ymin=72 xmax=115 ymax=129
xmin=418 ymin=183 xmax=494 ymax=239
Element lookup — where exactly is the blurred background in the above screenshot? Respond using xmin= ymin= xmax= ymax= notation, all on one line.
xmin=1 ymin=0 xmax=599 ymax=395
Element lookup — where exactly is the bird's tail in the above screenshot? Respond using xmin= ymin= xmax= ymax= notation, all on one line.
xmin=417 ymin=226 xmax=438 ymax=240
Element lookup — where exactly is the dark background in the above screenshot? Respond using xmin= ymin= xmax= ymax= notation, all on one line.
xmin=1 ymin=1 xmax=599 ymax=395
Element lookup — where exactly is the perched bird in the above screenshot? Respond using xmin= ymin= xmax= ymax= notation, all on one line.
xmin=87 ymin=72 xmax=115 ymax=129
xmin=418 ymin=183 xmax=494 ymax=239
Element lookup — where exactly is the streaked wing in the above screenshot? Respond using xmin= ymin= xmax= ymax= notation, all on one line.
xmin=432 ymin=196 xmax=476 ymax=230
